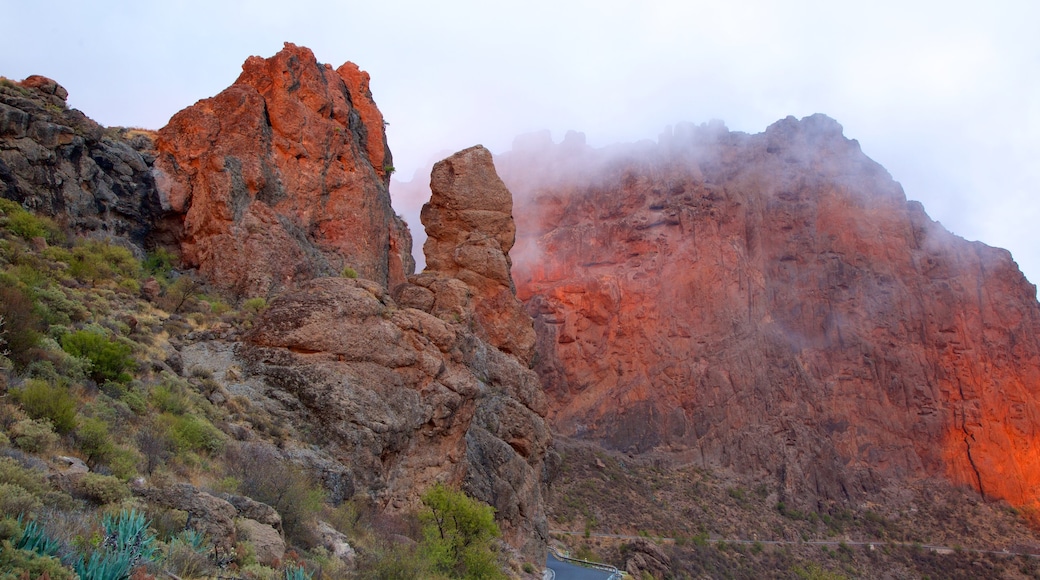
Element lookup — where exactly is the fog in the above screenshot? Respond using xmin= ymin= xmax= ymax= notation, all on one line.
xmin=2 ymin=0 xmax=1037 ymax=285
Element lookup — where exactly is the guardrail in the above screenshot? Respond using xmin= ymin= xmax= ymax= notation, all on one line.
xmin=548 ymin=546 xmax=623 ymax=579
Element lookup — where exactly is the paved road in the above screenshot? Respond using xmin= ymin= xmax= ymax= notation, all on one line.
xmin=546 ymin=553 xmax=617 ymax=580
xmin=550 ymin=529 xmax=1040 ymax=558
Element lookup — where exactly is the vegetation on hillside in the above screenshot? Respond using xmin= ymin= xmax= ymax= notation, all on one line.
xmin=0 ymin=200 xmax=522 ymax=579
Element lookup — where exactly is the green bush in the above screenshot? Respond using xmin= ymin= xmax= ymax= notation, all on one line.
xmin=0 ymin=538 xmax=75 ymax=580
xmin=143 ymin=247 xmax=176 ymax=279
xmin=167 ymin=414 xmax=225 ymax=454
xmin=60 ymin=329 xmax=134 ymax=384
xmin=0 ymin=458 xmax=49 ymax=498
xmin=0 ymin=482 xmax=43 ymax=517
xmin=9 ymin=418 xmax=59 ymax=453
xmin=342 ymin=266 xmax=358 ymax=279
xmin=75 ymin=473 xmax=130 ymax=505
xmin=150 ymin=382 xmax=190 ymax=414
xmin=64 ymin=240 xmax=140 ymax=286
xmin=76 ymin=418 xmax=115 ymax=466
xmin=12 ymin=379 xmax=77 ymax=434
xmin=420 ymin=483 xmax=504 ymax=580
xmin=1 ymin=206 xmax=62 ymax=243
xmin=243 ymin=297 xmax=267 ymax=314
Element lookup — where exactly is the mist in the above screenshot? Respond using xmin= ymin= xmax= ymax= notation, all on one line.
xmin=2 ymin=0 xmax=1037 ymax=285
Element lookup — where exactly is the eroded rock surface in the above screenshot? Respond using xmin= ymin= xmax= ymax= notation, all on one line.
xmin=416 ymin=145 xmax=536 ymax=363
xmin=154 ymin=43 xmax=412 ymax=296
xmin=241 ymin=276 xmax=550 ymax=557
xmin=0 ymin=75 xmax=161 ymax=247
xmin=503 ymin=115 xmax=1040 ymax=509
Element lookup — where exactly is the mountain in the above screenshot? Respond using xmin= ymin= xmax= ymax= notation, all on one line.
xmin=7 ymin=42 xmax=1040 ymax=579
xmin=498 ymin=116 xmax=1040 ymax=511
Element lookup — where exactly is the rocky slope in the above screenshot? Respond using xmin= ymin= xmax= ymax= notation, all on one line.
xmin=0 ymin=75 xmax=161 ymax=249
xmin=153 ymin=43 xmax=413 ymax=297
xmin=501 ymin=117 xmax=1040 ymax=510
xmin=1 ymin=47 xmax=552 ymax=566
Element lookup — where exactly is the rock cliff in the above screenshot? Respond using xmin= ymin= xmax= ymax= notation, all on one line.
xmin=241 ymin=147 xmax=550 ymax=556
xmin=0 ymin=75 xmax=161 ymax=248
xmin=502 ymin=116 xmax=1040 ymax=509
xmin=153 ymin=43 xmax=412 ymax=297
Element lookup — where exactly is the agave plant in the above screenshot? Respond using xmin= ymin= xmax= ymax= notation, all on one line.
xmin=15 ymin=517 xmax=62 ymax=557
xmin=73 ymin=509 xmax=158 ymax=580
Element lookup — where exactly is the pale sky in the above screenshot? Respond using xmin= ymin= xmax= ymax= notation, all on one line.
xmin=3 ymin=1 xmax=1038 ymax=289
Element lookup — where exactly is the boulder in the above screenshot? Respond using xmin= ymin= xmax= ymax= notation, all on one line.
xmin=237 ymin=518 xmax=285 ymax=567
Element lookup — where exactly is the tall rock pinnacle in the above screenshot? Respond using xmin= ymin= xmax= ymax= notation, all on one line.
xmin=154 ymin=42 xmax=412 ymax=297
xmin=418 ymin=145 xmax=536 ymax=363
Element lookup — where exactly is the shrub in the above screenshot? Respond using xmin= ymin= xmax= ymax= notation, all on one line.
xmin=0 ymin=538 xmax=75 ymax=580
xmin=150 ymin=382 xmax=190 ymax=415
xmin=0 ymin=283 xmax=42 ymax=367
xmin=0 ymin=457 xmax=49 ymax=497
xmin=11 ymin=379 xmax=77 ymax=434
xmin=65 ymin=240 xmax=141 ymax=286
xmin=74 ymin=473 xmax=130 ymax=505
xmin=2 ymin=207 xmax=61 ymax=243
xmin=136 ymin=424 xmax=175 ymax=475
xmin=167 ymin=414 xmax=225 ymax=454
xmin=420 ymin=482 xmax=504 ymax=580
xmin=76 ymin=418 xmax=115 ymax=466
xmin=10 ymin=418 xmax=59 ymax=453
xmin=242 ymin=297 xmax=267 ymax=314
xmin=355 ymin=543 xmax=434 ymax=580
xmin=0 ymin=482 xmax=43 ymax=517
xmin=60 ymin=329 xmax=135 ymax=384
xmin=226 ymin=444 xmax=325 ymax=548
xmin=143 ymin=247 xmax=176 ymax=279
xmin=342 ymin=266 xmax=358 ymax=279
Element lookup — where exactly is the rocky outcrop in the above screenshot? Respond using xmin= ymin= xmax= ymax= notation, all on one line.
xmin=0 ymin=75 xmax=161 ymax=248
xmin=234 ymin=146 xmax=550 ymax=558
xmin=241 ymin=275 xmax=550 ymax=557
xmin=503 ymin=115 xmax=1040 ymax=509
xmin=416 ymin=145 xmax=536 ymax=363
xmin=153 ymin=43 xmax=413 ymax=297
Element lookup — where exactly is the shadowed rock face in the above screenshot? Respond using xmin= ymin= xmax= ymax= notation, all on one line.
xmin=235 ymin=143 xmax=551 ymax=558
xmin=502 ymin=115 xmax=1040 ymax=508
xmin=0 ymin=75 xmax=161 ymax=248
xmin=154 ymin=42 xmax=412 ymax=297
xmin=417 ymin=145 xmax=536 ymax=363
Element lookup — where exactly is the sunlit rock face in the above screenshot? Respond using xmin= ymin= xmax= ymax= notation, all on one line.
xmin=502 ymin=115 xmax=1040 ymax=508
xmin=154 ymin=42 xmax=412 ymax=297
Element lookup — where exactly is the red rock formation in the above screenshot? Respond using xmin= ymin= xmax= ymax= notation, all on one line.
xmin=238 ymin=146 xmax=551 ymax=558
xmin=153 ymin=43 xmax=412 ymax=296
xmin=502 ymin=115 xmax=1040 ymax=509
xmin=415 ymin=145 xmax=536 ymax=363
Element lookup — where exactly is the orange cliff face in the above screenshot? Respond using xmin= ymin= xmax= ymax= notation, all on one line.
xmin=153 ymin=42 xmax=412 ymax=297
xmin=500 ymin=117 xmax=1040 ymax=508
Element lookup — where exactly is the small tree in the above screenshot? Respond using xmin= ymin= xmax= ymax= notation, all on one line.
xmin=420 ymin=483 xmax=504 ymax=580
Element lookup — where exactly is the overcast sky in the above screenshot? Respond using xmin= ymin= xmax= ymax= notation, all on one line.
xmin=3 ymin=1 xmax=1038 ymax=288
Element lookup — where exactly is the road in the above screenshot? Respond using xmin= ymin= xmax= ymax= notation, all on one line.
xmin=546 ymin=552 xmax=618 ymax=580
xmin=549 ymin=529 xmax=1040 ymax=558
